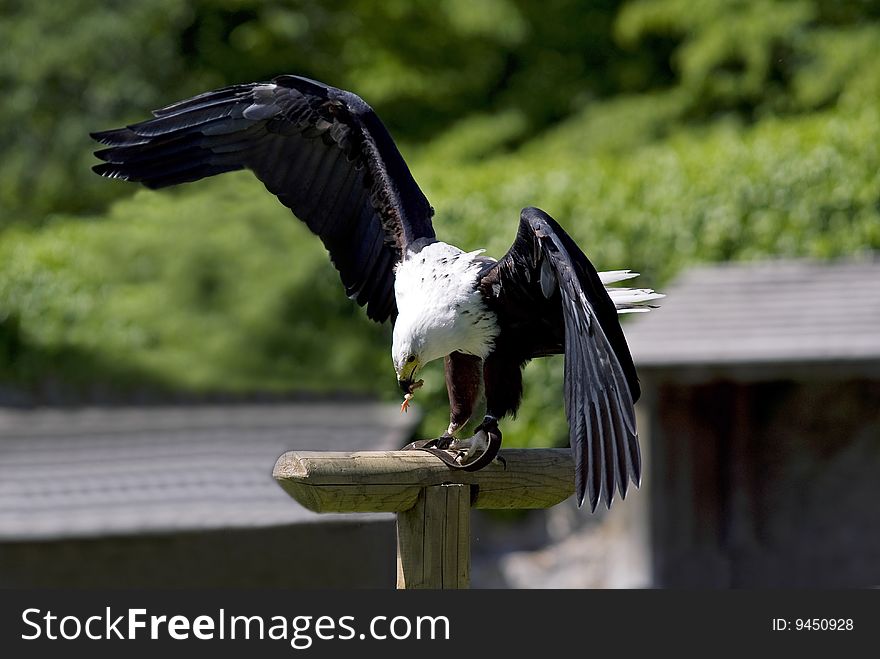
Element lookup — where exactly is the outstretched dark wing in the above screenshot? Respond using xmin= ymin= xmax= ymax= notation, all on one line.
xmin=483 ymin=207 xmax=640 ymax=511
xmin=91 ymin=74 xmax=435 ymax=322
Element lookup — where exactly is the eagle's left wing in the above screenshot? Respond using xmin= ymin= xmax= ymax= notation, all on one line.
xmin=91 ymin=75 xmax=435 ymax=323
xmin=483 ymin=207 xmax=641 ymax=511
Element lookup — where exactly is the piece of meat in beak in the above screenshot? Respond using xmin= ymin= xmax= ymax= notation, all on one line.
xmin=399 ymin=379 xmax=424 ymax=413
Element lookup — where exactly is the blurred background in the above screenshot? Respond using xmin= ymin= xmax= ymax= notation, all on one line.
xmin=1 ymin=0 xmax=879 ymax=588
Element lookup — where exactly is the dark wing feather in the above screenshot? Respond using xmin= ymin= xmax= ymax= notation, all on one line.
xmin=91 ymin=74 xmax=435 ymax=322
xmin=483 ymin=207 xmax=641 ymax=510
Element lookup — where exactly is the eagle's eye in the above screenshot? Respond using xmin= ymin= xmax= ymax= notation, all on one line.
xmin=406 ymin=355 xmax=416 ymax=364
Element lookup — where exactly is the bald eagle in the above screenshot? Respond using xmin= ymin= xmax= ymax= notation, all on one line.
xmin=91 ymin=74 xmax=662 ymax=511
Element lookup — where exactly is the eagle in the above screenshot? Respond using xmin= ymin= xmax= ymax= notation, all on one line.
xmin=91 ymin=74 xmax=662 ymax=511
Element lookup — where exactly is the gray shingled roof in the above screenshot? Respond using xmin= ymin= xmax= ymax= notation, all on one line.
xmin=624 ymin=257 xmax=880 ymax=368
xmin=0 ymin=403 xmax=417 ymax=541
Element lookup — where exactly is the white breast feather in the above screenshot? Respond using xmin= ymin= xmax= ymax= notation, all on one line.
xmin=393 ymin=242 xmax=499 ymax=362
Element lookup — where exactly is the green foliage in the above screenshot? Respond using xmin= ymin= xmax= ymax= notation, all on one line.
xmin=2 ymin=0 xmax=880 ymax=449
xmin=617 ymin=0 xmax=880 ymax=117
xmin=427 ymin=99 xmax=880 ymax=285
xmin=0 ymin=176 xmax=390 ymax=394
xmin=0 ymin=0 xmax=193 ymax=220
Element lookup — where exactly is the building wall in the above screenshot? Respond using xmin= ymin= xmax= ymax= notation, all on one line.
xmin=0 ymin=521 xmax=396 ymax=588
xmin=651 ymin=378 xmax=880 ymax=587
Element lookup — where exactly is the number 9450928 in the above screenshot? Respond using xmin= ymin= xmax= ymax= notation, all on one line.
xmin=795 ymin=619 xmax=853 ymax=631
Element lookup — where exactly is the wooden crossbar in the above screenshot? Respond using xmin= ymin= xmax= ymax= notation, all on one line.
xmin=272 ymin=448 xmax=575 ymax=589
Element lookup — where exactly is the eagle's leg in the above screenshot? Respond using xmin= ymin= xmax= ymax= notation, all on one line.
xmin=447 ymin=348 xmax=523 ymax=467
xmin=442 ymin=351 xmax=483 ymax=440
xmin=442 ymin=351 xmax=490 ymax=463
xmin=481 ymin=348 xmax=524 ymax=423
xmin=444 ymin=350 xmax=520 ymax=468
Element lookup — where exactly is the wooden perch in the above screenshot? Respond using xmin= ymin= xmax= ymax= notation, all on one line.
xmin=273 ymin=448 xmax=574 ymax=512
xmin=272 ymin=448 xmax=575 ymax=589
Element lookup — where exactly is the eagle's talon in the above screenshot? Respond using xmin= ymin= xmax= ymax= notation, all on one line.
xmin=401 ymin=434 xmax=454 ymax=452
xmin=434 ymin=434 xmax=454 ymax=450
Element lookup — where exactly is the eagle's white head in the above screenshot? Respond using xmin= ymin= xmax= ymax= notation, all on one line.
xmin=392 ymin=242 xmax=499 ymax=392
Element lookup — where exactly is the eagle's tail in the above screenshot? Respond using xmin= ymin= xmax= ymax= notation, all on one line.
xmin=600 ymin=270 xmax=664 ymax=314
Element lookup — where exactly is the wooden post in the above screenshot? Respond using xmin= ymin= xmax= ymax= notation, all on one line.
xmin=396 ymin=484 xmax=470 ymax=589
xmin=273 ymin=448 xmax=574 ymax=589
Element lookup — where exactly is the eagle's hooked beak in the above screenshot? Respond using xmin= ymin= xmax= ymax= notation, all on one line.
xmin=397 ymin=358 xmax=423 ymax=395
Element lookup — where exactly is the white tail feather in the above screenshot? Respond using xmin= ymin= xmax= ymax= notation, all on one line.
xmin=599 ymin=270 xmax=664 ymax=313
xmin=599 ymin=269 xmax=640 ymax=284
